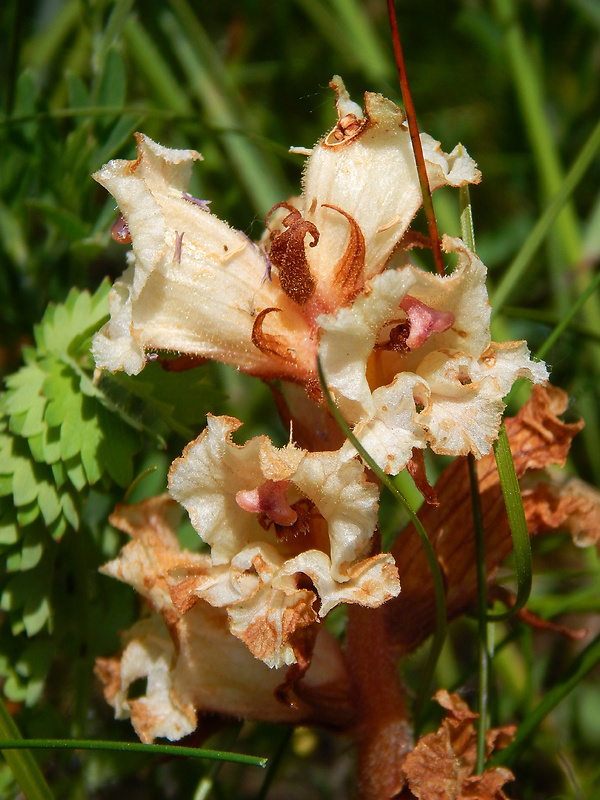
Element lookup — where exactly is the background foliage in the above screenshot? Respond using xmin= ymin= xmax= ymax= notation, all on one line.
xmin=1 ymin=0 xmax=599 ymax=798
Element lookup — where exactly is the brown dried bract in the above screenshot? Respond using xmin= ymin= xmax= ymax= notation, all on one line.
xmin=401 ymin=691 xmax=515 ymax=800
xmin=386 ymin=385 xmax=589 ymax=655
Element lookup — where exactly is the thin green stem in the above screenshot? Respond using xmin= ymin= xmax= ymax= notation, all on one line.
xmin=537 ymin=270 xmax=600 ymax=361
xmin=0 ymin=698 xmax=54 ymax=800
xmin=460 ymin=185 xmax=488 ymax=775
xmin=0 ymin=738 xmax=266 ymax=767
xmin=316 ymin=357 xmax=446 ymax=723
xmin=489 ymin=423 xmax=533 ymax=621
xmin=386 ymin=0 xmax=445 ymax=276
xmin=491 ymin=117 xmax=600 ymax=314
xmin=468 ymin=455 xmax=489 ymax=775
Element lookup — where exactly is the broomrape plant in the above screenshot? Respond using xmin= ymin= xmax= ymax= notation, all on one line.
xmin=86 ymin=77 xmax=593 ymax=799
xmin=2 ymin=4 xmax=600 ymax=798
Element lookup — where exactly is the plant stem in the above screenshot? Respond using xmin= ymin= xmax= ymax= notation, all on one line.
xmin=386 ymin=0 xmax=445 ymax=276
xmin=346 ymin=602 xmax=412 ymax=800
xmin=0 ymin=698 xmax=54 ymax=800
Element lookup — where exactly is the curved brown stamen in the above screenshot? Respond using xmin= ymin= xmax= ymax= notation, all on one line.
xmin=251 ymin=307 xmax=291 ymax=360
xmin=265 ymin=201 xmax=301 ymax=231
xmin=266 ymin=203 xmax=318 ymax=305
xmin=321 ymin=204 xmax=365 ymax=299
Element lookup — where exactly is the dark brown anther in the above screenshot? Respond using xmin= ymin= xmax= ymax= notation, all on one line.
xmin=110 ymin=213 xmax=131 ymax=244
xmin=332 ymin=113 xmax=364 ymax=142
xmin=266 ymin=202 xmax=318 ymax=305
xmin=376 ymin=321 xmax=411 ymax=352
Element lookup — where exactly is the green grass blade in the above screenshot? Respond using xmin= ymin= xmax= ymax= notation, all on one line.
xmin=161 ymin=2 xmax=287 ymax=216
xmin=328 ymin=0 xmax=392 ymax=83
xmin=460 ymin=185 xmax=489 ymax=775
xmin=122 ymin=17 xmax=193 ymax=116
xmin=491 ymin=0 xmax=581 ymax=267
xmin=0 ymin=697 xmax=54 ymax=800
xmin=491 ymin=117 xmax=600 ymax=314
xmin=0 ymin=738 xmax=267 ymax=768
xmin=489 ymin=422 xmax=532 ymax=621
xmin=537 ymin=269 xmax=600 ymax=361
xmin=491 ymin=630 xmax=600 ymax=766
xmin=316 ymin=357 xmax=447 ymax=724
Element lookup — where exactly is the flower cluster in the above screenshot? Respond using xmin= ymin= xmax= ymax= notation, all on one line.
xmin=92 ymin=77 xmax=548 ymax=741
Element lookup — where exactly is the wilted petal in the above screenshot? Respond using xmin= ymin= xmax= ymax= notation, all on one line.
xmin=346 ymin=374 xmax=428 ymax=474
xmin=97 ymin=497 xmax=354 ymax=740
xmin=168 ymin=415 xmax=380 ymax=576
xmin=402 ymin=690 xmax=515 ymax=800
xmin=318 ymin=267 xmax=418 ymax=422
xmin=319 ymin=236 xmax=548 ymax=467
xmin=92 ymin=134 xmax=314 ymax=382
xmin=168 ymin=415 xmax=305 ymax=564
xmin=279 ymin=549 xmax=400 ymax=617
xmin=167 ymin=416 xmax=400 ymax=666
xmin=300 ymin=78 xmax=481 ymax=310
xmin=96 ymin=615 xmax=197 ymax=743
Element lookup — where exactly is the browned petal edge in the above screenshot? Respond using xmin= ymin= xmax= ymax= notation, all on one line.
xmin=386 ymin=385 xmax=589 ymax=656
xmin=98 ymin=495 xmax=358 ymax=735
xmin=399 ymin=691 xmax=515 ymax=800
xmin=321 ymin=203 xmax=366 ymax=302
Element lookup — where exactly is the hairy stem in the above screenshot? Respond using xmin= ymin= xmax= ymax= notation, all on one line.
xmin=346 ymin=600 xmax=412 ymax=800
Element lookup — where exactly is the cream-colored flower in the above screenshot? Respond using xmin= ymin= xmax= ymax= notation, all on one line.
xmin=320 ymin=236 xmax=549 ymax=471
xmin=167 ymin=415 xmax=399 ymax=667
xmin=91 ymin=77 xmax=480 ymax=391
xmin=97 ymin=496 xmax=354 ymax=742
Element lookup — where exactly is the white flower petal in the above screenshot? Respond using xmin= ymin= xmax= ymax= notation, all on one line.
xmin=318 ymin=268 xmax=417 ymax=421
xmin=92 ymin=134 xmax=314 ymax=381
xmin=300 ymin=82 xmax=481 ymax=298
xmin=346 ymin=374 xmax=428 ymax=474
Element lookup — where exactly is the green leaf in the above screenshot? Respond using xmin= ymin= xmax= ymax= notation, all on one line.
xmin=59 ymin=490 xmax=79 ymax=531
xmin=16 ymin=503 xmax=40 ymax=527
xmin=0 ymin=511 xmax=19 ymax=546
xmin=97 ymin=407 xmax=137 ymax=487
xmin=11 ymin=454 xmax=38 ymax=507
xmin=65 ymin=457 xmax=87 ymax=492
xmin=34 ymin=284 xmax=110 ymax=361
xmin=94 ymin=47 xmax=127 ymax=110
xmin=35 ymin=481 xmax=61 ymax=527
xmin=23 ymin=592 xmax=52 ymax=638
xmin=20 ymin=528 xmax=45 ymax=572
xmin=27 ymin=200 xmax=90 ymax=242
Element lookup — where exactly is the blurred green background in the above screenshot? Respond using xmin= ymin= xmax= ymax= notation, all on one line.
xmin=1 ymin=1 xmax=600 ymax=798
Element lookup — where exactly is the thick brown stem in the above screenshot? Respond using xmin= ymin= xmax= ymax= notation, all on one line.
xmin=346 ymin=602 xmax=412 ymax=800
